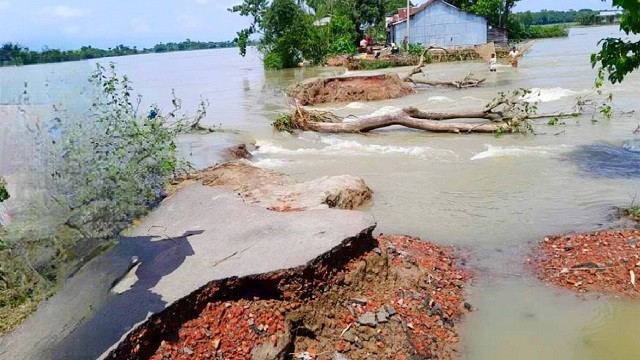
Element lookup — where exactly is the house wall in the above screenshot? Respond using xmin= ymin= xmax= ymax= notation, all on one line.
xmin=392 ymin=0 xmax=487 ymax=47
xmin=487 ymin=26 xmax=508 ymax=46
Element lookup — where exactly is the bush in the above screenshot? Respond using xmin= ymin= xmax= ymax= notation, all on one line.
xmin=327 ymin=37 xmax=356 ymax=56
xmin=0 ymin=179 xmax=8 ymax=203
xmin=627 ymin=206 xmax=640 ymax=219
xmin=527 ymin=24 xmax=569 ymax=39
xmin=264 ymin=51 xmax=285 ymax=70
xmin=359 ymin=59 xmax=398 ymax=70
xmin=326 ymin=15 xmax=358 ymax=56
xmin=407 ymin=43 xmax=424 ymax=58
xmin=51 ymin=62 xmax=207 ymax=239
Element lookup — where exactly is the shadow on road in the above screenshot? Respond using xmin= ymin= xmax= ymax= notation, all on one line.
xmin=49 ymin=230 xmax=201 ymax=360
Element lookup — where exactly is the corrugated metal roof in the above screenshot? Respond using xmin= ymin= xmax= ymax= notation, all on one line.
xmin=389 ymin=0 xmax=483 ymax=26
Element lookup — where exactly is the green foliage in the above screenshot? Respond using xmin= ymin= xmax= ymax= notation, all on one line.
xmin=407 ymin=43 xmax=424 ymax=58
xmin=512 ymin=9 xmax=598 ymax=26
xmin=592 ymin=0 xmax=640 ymax=84
xmin=358 ymin=59 xmax=399 ymax=70
xmin=0 ymin=40 xmax=242 ymax=67
xmin=264 ymin=51 xmax=285 ymax=70
xmin=627 ymin=206 xmax=640 ymax=218
xmin=0 ymin=223 xmax=88 ymax=335
xmin=231 ymin=0 xmax=325 ymax=68
xmin=272 ymin=114 xmax=292 ymax=131
xmin=385 ymin=0 xmax=411 ymax=16
xmin=328 ymin=37 xmax=357 ymax=56
xmin=326 ymin=15 xmax=358 ymax=56
xmin=449 ymin=0 xmax=520 ymax=28
xmin=0 ymin=179 xmax=8 ymax=203
xmin=526 ymin=25 xmax=569 ymax=39
xmin=307 ymin=0 xmax=387 ymax=33
xmin=484 ymin=88 xmax=540 ymax=135
xmin=575 ymin=11 xmax=598 ymax=26
xmin=592 ymin=67 xmax=614 ymax=121
xmin=51 ymin=63 xmax=207 ymax=239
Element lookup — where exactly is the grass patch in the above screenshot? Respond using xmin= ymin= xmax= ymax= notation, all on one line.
xmin=359 ymin=59 xmax=402 ymax=70
xmin=0 ymin=225 xmax=100 ymax=336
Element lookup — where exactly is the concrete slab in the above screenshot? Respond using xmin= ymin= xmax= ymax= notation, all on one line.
xmin=0 ymin=183 xmax=375 ymax=360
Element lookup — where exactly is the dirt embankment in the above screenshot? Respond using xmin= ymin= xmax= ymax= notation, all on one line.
xmin=106 ymin=235 xmax=472 ymax=360
xmin=532 ymin=229 xmax=640 ymax=298
xmin=325 ymin=47 xmax=510 ymax=71
xmin=289 ymin=74 xmax=413 ymax=106
xmin=183 ymin=162 xmax=373 ymax=211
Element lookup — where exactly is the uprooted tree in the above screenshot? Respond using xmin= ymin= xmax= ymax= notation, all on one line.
xmin=274 ymin=88 xmax=609 ymax=134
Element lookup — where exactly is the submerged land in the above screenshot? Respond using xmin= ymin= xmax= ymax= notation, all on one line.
xmin=0 ymin=7 xmax=639 ymax=359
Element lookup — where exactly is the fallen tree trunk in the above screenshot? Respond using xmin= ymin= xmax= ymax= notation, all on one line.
xmin=303 ymin=115 xmax=508 ymax=133
xmin=409 ymin=77 xmax=486 ymax=88
xmin=291 ymin=107 xmax=509 ymax=134
xmin=280 ymin=87 xmax=585 ymax=134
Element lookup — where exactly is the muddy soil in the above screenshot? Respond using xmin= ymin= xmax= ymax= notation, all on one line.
xmin=184 ymin=162 xmax=373 ymax=211
xmin=108 ymin=235 xmax=472 ymax=360
xmin=289 ymin=74 xmax=413 ymax=106
xmin=324 ymin=47 xmax=510 ymax=71
xmin=532 ymin=229 xmax=640 ymax=298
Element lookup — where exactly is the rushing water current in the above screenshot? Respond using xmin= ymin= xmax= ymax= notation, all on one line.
xmin=2 ymin=25 xmax=640 ymax=359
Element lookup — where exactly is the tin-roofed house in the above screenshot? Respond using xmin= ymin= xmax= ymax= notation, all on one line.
xmin=389 ymin=0 xmax=493 ymax=47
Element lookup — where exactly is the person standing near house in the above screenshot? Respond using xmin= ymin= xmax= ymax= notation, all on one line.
xmin=359 ymin=37 xmax=368 ymax=52
xmin=509 ymin=46 xmax=519 ymax=67
xmin=489 ymin=53 xmax=497 ymax=72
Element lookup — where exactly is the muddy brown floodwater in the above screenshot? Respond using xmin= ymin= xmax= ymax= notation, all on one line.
xmin=3 ymin=25 xmax=640 ymax=359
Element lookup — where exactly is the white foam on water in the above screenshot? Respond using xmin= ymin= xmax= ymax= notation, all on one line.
xmin=623 ymin=139 xmax=640 ymax=153
xmin=523 ymin=87 xmax=580 ymax=103
xmin=366 ymin=105 xmax=402 ymax=117
xmin=344 ymin=102 xmax=373 ymax=110
xmin=471 ymin=144 xmax=573 ymax=160
xmin=251 ymin=158 xmax=292 ymax=168
xmin=254 ymin=137 xmax=457 ymax=161
xmin=427 ymin=96 xmax=454 ymax=102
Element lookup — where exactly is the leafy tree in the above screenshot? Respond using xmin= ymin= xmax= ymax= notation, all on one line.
xmin=230 ymin=0 xmax=327 ymax=69
xmin=447 ymin=0 xmax=520 ymax=38
xmin=306 ymin=0 xmax=388 ymax=38
xmin=575 ymin=11 xmax=597 ymax=26
xmin=325 ymin=15 xmax=359 ymax=55
xmin=228 ymin=0 xmax=268 ymax=56
xmin=592 ymin=0 xmax=640 ymax=83
xmin=386 ymin=0 xmax=411 ymax=16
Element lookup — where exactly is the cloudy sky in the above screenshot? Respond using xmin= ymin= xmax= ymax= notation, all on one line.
xmin=0 ymin=0 xmax=613 ymax=50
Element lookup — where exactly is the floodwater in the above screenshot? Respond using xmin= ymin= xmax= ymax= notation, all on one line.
xmin=1 ymin=25 xmax=640 ymax=359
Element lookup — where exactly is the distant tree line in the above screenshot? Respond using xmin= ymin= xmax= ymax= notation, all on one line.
xmin=0 ymin=38 xmax=254 ymax=67
xmin=513 ymin=9 xmax=600 ymax=27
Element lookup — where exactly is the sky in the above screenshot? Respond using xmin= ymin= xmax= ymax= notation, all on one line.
xmin=0 ymin=0 xmax=615 ymax=50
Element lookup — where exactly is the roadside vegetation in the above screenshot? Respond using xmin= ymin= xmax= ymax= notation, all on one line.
xmin=0 ymin=179 xmax=8 ymax=202
xmin=0 ymin=63 xmax=209 ymax=335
